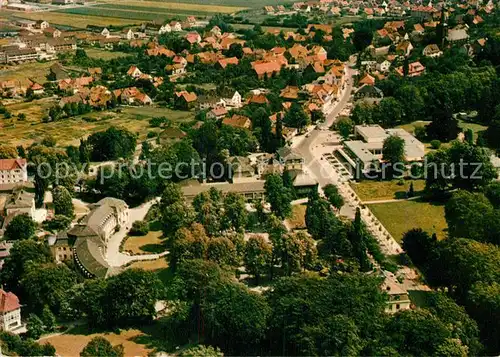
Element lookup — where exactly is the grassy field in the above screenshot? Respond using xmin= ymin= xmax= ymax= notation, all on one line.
xmin=128 ymin=258 xmax=169 ymax=270
xmin=96 ymin=0 xmax=247 ymax=12
xmin=0 ymin=105 xmax=195 ymax=146
xmin=368 ymin=199 xmax=448 ymax=242
xmin=123 ymin=231 xmax=165 ymax=255
xmin=458 ymin=119 xmax=487 ymax=141
xmin=351 ymin=180 xmax=426 ymax=201
xmin=84 ymin=48 xmax=133 ymax=60
xmin=11 ymin=12 xmax=139 ymax=28
xmin=40 ymin=329 xmax=153 ymax=356
xmin=0 ymin=61 xmax=54 ymax=84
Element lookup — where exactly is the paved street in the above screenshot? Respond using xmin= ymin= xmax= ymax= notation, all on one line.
xmin=290 ymin=65 xmax=404 ymax=256
xmin=105 ymin=197 xmax=169 ymax=267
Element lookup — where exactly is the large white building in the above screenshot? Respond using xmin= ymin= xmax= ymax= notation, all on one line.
xmin=0 ymin=159 xmax=28 ymax=185
xmin=338 ymin=125 xmax=425 ymax=175
xmin=0 ymin=289 xmax=22 ymax=333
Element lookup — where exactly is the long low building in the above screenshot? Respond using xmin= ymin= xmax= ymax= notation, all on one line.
xmin=338 ymin=124 xmax=425 ymax=175
xmin=182 ymin=181 xmax=266 ymax=202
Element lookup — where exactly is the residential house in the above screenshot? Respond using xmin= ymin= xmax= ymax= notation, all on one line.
xmin=174 ymin=91 xmax=197 ymax=109
xmin=252 ymin=61 xmax=282 ymax=79
xmin=217 ymin=57 xmax=239 ymax=69
xmin=354 ymin=84 xmax=384 ymax=102
xmin=358 ymin=73 xmax=376 ymax=86
xmin=0 ymin=159 xmax=28 ymax=185
xmin=377 ymin=60 xmax=391 ymax=73
xmin=35 ymin=20 xmax=50 ymax=30
xmin=207 ymin=106 xmax=228 ymax=120
xmin=29 ymin=82 xmax=44 ymax=95
xmin=222 ymin=114 xmax=252 ymax=130
xmin=47 ymin=232 xmax=73 ymax=263
xmin=5 ymin=190 xmax=35 ymax=218
xmin=247 ymin=93 xmax=269 ymax=105
xmin=185 ymin=32 xmax=201 ymax=44
xmin=411 ymin=5 xmax=435 ymax=20
xmin=280 ymin=86 xmax=300 ymax=101
xmin=222 ymin=91 xmax=242 ymax=108
xmin=382 ymin=273 xmax=412 ymax=313
xmin=0 ymin=290 xmax=22 ymax=333
xmin=169 ymin=21 xmax=182 ymax=32
xmin=446 ymin=27 xmax=469 ymax=44
xmin=423 ymin=44 xmax=443 ymax=57
xmin=114 ymin=87 xmax=152 ymax=105
xmin=127 ymin=65 xmax=143 ymax=78
xmin=396 ymin=61 xmax=425 ymax=77
xmin=277 ymin=146 xmax=303 ymax=172
xmin=43 ymin=27 xmax=61 ymax=38
xmin=396 ymin=40 xmax=413 ymax=56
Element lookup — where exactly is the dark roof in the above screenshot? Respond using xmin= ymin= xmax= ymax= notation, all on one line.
xmin=74 ymin=236 xmax=113 ymax=278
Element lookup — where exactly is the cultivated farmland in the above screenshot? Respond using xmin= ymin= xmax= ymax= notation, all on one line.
xmin=11 ymin=12 xmax=138 ymax=28
xmin=95 ymin=0 xmax=247 ymax=13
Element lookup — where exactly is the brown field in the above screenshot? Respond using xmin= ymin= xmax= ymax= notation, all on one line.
xmin=96 ymin=0 xmax=247 ymax=13
xmin=128 ymin=258 xmax=169 ymax=270
xmin=0 ymin=61 xmax=54 ymax=84
xmin=40 ymin=329 xmax=153 ymax=356
xmin=123 ymin=230 xmax=165 ymax=255
xmin=11 ymin=11 xmax=138 ymax=28
xmin=0 ymin=105 xmax=195 ymax=146
xmin=285 ymin=204 xmax=307 ymax=230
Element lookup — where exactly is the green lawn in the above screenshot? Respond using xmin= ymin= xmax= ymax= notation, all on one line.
xmin=458 ymin=119 xmax=487 ymax=141
xmin=84 ymin=47 xmax=133 ymax=60
xmin=350 ymin=180 xmax=426 ymax=201
xmin=368 ymin=199 xmax=448 ymax=242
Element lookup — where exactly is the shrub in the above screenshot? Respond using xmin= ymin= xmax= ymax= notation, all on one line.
xmin=430 ymin=140 xmax=441 ymax=149
xmin=129 ymin=220 xmax=149 ymax=236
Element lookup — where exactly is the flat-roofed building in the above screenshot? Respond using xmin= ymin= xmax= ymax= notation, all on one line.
xmin=338 ymin=125 xmax=425 ymax=174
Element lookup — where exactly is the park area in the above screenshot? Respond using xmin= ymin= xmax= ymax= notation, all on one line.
xmin=285 ymin=204 xmax=307 ymax=230
xmin=40 ymin=328 xmax=154 ymax=356
xmin=368 ymin=199 xmax=448 ymax=242
xmin=350 ymin=180 xmax=426 ymax=202
xmin=0 ymin=105 xmax=195 ymax=146
xmin=122 ymin=222 xmax=165 ymax=255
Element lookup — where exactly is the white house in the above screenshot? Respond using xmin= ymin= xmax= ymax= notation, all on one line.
xmin=377 ymin=60 xmax=391 ymax=72
xmin=101 ymin=28 xmax=110 ymax=38
xmin=0 ymin=159 xmax=28 ymax=185
xmin=159 ymin=24 xmax=171 ymax=34
xmin=0 ymin=290 xmax=22 ymax=333
xmin=223 ymin=91 xmax=242 ymax=108
xmin=127 ymin=65 xmax=143 ymax=79
xmin=169 ymin=21 xmax=182 ymax=32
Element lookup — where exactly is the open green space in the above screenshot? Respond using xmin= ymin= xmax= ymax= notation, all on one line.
xmin=368 ymin=199 xmax=448 ymax=242
xmin=1 ymin=105 xmax=195 ymax=146
xmin=350 ymin=179 xmax=426 ymax=202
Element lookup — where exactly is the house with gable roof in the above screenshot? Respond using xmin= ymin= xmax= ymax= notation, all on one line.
xmin=0 ymin=289 xmax=22 ymax=332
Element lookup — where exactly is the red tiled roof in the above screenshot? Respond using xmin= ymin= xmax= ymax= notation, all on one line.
xmin=0 ymin=290 xmax=20 ymax=313
xmin=0 ymin=159 xmax=26 ymax=171
xmin=218 ymin=57 xmax=239 ymax=69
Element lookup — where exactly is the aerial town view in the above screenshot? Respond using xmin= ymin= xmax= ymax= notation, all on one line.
xmin=0 ymin=0 xmax=499 ymax=355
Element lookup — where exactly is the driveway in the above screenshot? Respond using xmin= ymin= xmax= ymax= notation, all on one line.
xmin=105 ymin=197 xmax=168 ymax=267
